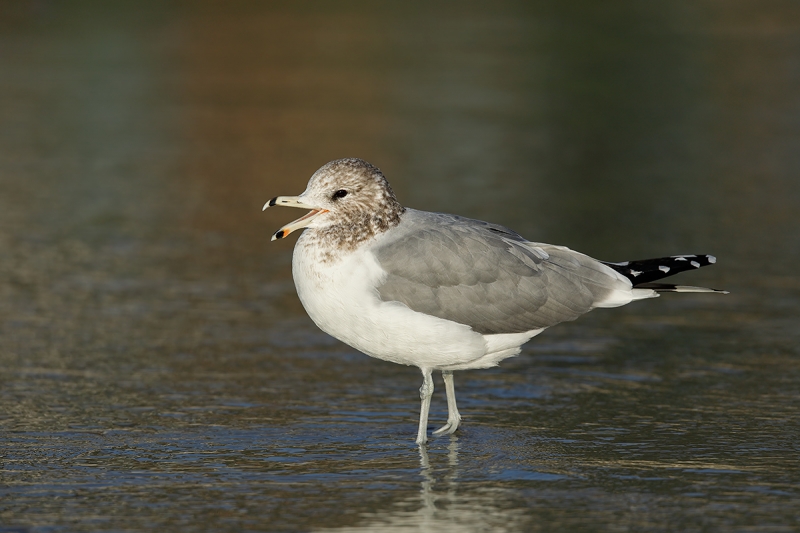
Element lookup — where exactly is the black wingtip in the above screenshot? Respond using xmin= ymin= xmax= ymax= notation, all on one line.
xmin=602 ymin=254 xmax=720 ymax=285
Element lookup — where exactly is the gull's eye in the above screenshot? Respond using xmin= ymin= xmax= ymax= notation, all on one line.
xmin=332 ymin=189 xmax=348 ymax=199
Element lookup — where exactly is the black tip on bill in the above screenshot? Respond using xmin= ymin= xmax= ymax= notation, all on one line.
xmin=263 ymin=197 xmax=279 ymax=212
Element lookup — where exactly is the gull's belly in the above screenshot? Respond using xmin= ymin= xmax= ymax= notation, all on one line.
xmin=291 ymin=234 xmax=489 ymax=369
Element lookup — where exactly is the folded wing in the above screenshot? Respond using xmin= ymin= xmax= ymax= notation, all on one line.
xmin=371 ymin=210 xmax=632 ymax=335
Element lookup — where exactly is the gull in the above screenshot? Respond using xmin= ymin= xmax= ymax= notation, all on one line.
xmin=264 ymin=158 xmax=726 ymax=445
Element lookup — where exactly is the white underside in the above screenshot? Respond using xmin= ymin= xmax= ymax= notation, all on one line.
xmin=292 ymin=232 xmax=653 ymax=371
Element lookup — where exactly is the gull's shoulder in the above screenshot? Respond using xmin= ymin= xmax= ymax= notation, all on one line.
xmin=367 ymin=208 xmax=529 ymax=250
xmin=365 ymin=207 xmax=553 ymax=291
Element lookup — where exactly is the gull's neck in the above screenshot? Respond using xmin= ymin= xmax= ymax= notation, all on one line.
xmin=300 ymin=204 xmax=406 ymax=263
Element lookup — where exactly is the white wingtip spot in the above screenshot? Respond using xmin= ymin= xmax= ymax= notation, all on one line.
xmin=659 ymin=265 xmax=670 ymax=273
xmin=691 ymin=261 xmax=700 ymax=268
xmin=630 ymin=270 xmax=642 ymax=277
xmin=707 ymin=255 xmax=717 ymax=264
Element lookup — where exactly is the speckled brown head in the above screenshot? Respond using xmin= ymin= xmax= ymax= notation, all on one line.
xmin=264 ymin=158 xmax=405 ymax=251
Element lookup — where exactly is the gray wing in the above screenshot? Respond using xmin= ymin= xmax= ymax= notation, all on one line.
xmin=371 ymin=210 xmax=629 ymax=335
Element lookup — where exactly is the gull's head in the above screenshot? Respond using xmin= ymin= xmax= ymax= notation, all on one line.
xmin=264 ymin=158 xmax=405 ymax=242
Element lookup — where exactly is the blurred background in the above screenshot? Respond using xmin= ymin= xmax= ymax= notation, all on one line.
xmin=1 ymin=1 xmax=798 ymax=531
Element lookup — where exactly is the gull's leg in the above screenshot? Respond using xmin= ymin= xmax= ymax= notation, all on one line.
xmin=433 ymin=370 xmax=462 ymax=436
xmin=416 ymin=368 xmax=434 ymax=445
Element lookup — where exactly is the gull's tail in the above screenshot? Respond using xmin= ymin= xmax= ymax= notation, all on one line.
xmin=602 ymin=254 xmax=728 ymax=294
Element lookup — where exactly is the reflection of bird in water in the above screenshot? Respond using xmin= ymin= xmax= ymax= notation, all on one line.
xmin=265 ymin=158 xmax=727 ymax=445
xmin=313 ymin=437 xmax=531 ymax=532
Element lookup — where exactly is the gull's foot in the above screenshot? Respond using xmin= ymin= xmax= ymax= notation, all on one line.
xmin=432 ymin=418 xmax=461 ymax=436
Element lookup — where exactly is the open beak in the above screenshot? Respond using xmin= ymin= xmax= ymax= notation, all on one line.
xmin=262 ymin=196 xmax=329 ymax=241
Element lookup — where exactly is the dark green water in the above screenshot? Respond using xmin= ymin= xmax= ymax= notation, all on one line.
xmin=1 ymin=1 xmax=799 ymax=531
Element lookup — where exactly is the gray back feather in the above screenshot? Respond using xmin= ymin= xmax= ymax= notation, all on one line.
xmin=372 ymin=210 xmax=628 ymax=334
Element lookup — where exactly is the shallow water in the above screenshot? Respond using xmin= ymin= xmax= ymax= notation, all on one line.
xmin=1 ymin=1 xmax=799 ymax=531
